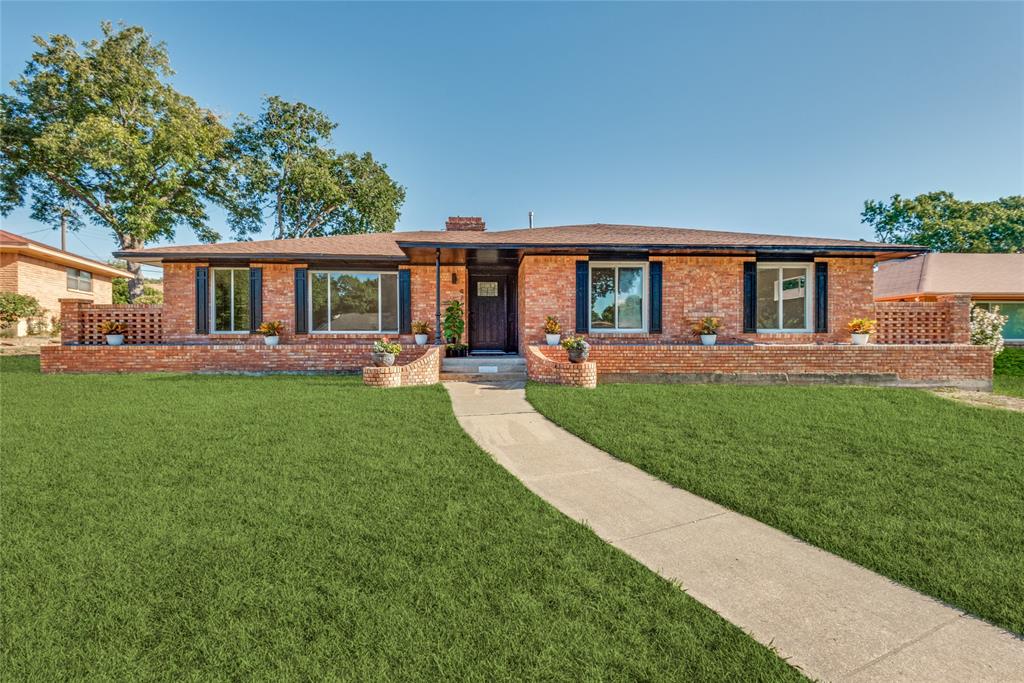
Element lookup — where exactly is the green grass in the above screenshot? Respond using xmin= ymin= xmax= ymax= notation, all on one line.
xmin=994 ymin=347 xmax=1024 ymax=397
xmin=527 ymin=381 xmax=1024 ymax=636
xmin=1 ymin=357 xmax=802 ymax=681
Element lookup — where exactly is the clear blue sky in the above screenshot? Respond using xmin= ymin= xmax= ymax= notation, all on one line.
xmin=2 ymin=1 xmax=1021 ymax=272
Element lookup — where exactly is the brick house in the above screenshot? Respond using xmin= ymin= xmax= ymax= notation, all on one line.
xmin=0 ymin=230 xmax=131 ymax=335
xmin=41 ymin=218 xmax=993 ymax=389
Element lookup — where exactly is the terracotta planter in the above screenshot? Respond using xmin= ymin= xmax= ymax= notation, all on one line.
xmin=264 ymin=335 xmax=280 ymax=347
xmin=545 ymin=333 xmax=561 ymax=346
xmin=414 ymin=334 xmax=428 ymax=346
xmin=371 ymin=352 xmax=396 ymax=367
xmin=105 ymin=334 xmax=124 ymax=346
xmin=700 ymin=334 xmax=717 ymax=346
xmin=851 ymin=333 xmax=871 ymax=346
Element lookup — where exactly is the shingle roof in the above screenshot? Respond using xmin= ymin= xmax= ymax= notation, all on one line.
xmin=0 ymin=229 xmax=132 ymax=277
xmin=875 ymin=253 xmax=1024 ymax=299
xmin=116 ymin=223 xmax=925 ymax=261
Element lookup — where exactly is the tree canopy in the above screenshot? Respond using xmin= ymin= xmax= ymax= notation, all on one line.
xmin=224 ymin=96 xmax=406 ymax=240
xmin=863 ymin=191 xmax=1024 ymax=253
xmin=0 ymin=22 xmax=232 ymax=297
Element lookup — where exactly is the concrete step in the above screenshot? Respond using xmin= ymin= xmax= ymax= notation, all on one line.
xmin=439 ymin=371 xmax=527 ymax=383
xmin=441 ymin=356 xmax=525 ymax=373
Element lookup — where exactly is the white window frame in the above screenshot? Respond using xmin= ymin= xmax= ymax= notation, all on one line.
xmin=308 ymin=270 xmax=400 ymax=334
xmin=66 ymin=268 xmax=93 ymax=293
xmin=210 ymin=267 xmax=250 ymax=334
xmin=975 ymin=300 xmax=1024 ymax=341
xmin=756 ymin=262 xmax=815 ymax=333
xmin=588 ymin=262 xmax=648 ymax=333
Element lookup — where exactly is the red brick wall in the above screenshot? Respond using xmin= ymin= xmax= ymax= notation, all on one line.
xmin=59 ymin=299 xmax=163 ymax=345
xmin=404 ymin=265 xmax=468 ymax=343
xmin=525 ymin=345 xmax=597 ymax=388
xmin=875 ymin=295 xmax=971 ymax=344
xmin=362 ymin=346 xmax=441 ymax=387
xmin=515 ymin=255 xmax=876 ymax=347
xmin=532 ymin=343 xmax=991 ymax=388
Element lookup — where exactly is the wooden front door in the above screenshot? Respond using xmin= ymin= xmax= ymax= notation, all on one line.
xmin=469 ymin=274 xmax=508 ymax=351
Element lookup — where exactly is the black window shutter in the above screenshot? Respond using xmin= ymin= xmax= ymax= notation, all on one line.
xmin=294 ymin=268 xmax=308 ymax=334
xmin=195 ymin=266 xmax=209 ymax=334
xmin=575 ymin=261 xmax=589 ymax=333
xmin=742 ymin=262 xmax=757 ymax=333
xmin=249 ymin=267 xmax=263 ymax=332
xmin=649 ymin=261 xmax=663 ymax=333
xmin=815 ymin=261 xmax=828 ymax=333
xmin=399 ymin=269 xmax=412 ymax=334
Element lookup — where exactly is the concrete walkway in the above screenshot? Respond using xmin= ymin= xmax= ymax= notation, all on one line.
xmin=445 ymin=380 xmax=1024 ymax=682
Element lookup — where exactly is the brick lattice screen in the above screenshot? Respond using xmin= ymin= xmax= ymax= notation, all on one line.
xmin=60 ymin=299 xmax=163 ymax=345
xmin=874 ymin=295 xmax=971 ymax=345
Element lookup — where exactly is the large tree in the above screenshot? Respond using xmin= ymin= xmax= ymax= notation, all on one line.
xmin=224 ymin=96 xmax=405 ymax=239
xmin=863 ymin=191 xmax=1024 ymax=253
xmin=0 ymin=23 xmax=231 ymax=299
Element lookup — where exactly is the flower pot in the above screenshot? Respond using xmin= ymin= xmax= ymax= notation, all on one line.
xmin=264 ymin=335 xmax=280 ymax=347
xmin=700 ymin=334 xmax=717 ymax=346
xmin=851 ymin=333 xmax=870 ymax=346
xmin=371 ymin=352 xmax=396 ymax=367
xmin=566 ymin=343 xmax=590 ymax=363
xmin=105 ymin=334 xmax=124 ymax=346
xmin=414 ymin=334 xmax=428 ymax=346
xmin=545 ymin=333 xmax=561 ymax=346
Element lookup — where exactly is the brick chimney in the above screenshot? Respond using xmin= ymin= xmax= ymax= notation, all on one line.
xmin=445 ymin=216 xmax=486 ymax=232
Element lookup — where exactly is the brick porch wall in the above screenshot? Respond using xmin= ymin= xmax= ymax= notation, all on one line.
xmin=531 ymin=343 xmax=992 ymax=389
xmin=40 ymin=342 xmax=437 ymax=375
xmin=404 ymin=264 xmax=468 ymax=343
xmin=525 ymin=345 xmax=597 ymax=388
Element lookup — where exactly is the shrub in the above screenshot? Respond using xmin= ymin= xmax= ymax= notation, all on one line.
xmin=258 ymin=320 xmax=284 ymax=336
xmin=442 ymin=300 xmax=465 ymax=343
xmin=0 ymin=292 xmax=42 ymax=327
xmin=994 ymin=347 xmax=1024 ymax=376
xmin=970 ymin=305 xmax=1007 ymax=356
xmin=847 ymin=318 xmax=877 ymax=335
xmin=691 ymin=317 xmax=721 ymax=336
xmin=543 ymin=316 xmax=562 ymax=335
xmin=99 ymin=321 xmax=127 ymax=335
xmin=373 ymin=337 xmax=402 ymax=355
xmin=412 ymin=320 xmax=431 ymax=335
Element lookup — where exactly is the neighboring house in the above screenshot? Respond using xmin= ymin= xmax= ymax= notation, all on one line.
xmin=41 ymin=217 xmax=993 ymax=390
xmin=0 ymin=230 xmax=131 ymax=336
xmin=875 ymin=253 xmax=1024 ymax=344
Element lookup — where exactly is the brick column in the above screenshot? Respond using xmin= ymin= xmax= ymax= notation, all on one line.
xmin=938 ymin=294 xmax=972 ymax=344
xmin=58 ymin=298 xmax=90 ymax=344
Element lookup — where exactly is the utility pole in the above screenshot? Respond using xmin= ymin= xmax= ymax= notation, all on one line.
xmin=60 ymin=211 xmax=67 ymax=251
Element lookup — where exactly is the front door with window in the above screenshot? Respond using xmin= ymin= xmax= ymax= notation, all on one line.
xmin=469 ymin=274 xmax=509 ymax=351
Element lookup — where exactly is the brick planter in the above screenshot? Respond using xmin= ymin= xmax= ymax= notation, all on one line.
xmin=362 ymin=347 xmax=441 ymax=388
xmin=526 ymin=346 xmax=597 ymax=388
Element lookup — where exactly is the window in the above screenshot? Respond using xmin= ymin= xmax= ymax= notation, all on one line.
xmin=310 ymin=271 xmax=399 ymax=333
xmin=975 ymin=301 xmax=1024 ymax=341
xmin=211 ymin=268 xmax=250 ymax=333
xmin=590 ymin=263 xmax=646 ymax=332
xmin=756 ymin=263 xmax=813 ymax=332
xmin=66 ymin=268 xmax=93 ymax=293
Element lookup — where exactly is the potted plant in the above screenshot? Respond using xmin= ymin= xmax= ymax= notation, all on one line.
xmin=258 ymin=320 xmax=284 ymax=346
xmin=848 ymin=318 xmax=877 ymax=345
xmin=692 ymin=317 xmax=721 ymax=346
xmin=372 ymin=337 xmax=402 ymax=366
xmin=543 ymin=316 xmax=562 ymax=346
xmin=443 ymin=300 xmax=466 ymax=357
xmin=412 ymin=321 xmax=431 ymax=346
xmin=99 ymin=320 xmax=127 ymax=346
xmin=446 ymin=342 xmax=468 ymax=358
xmin=561 ymin=334 xmax=590 ymax=363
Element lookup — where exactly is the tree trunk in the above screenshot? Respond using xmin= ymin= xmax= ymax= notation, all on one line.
xmin=119 ymin=233 xmax=146 ymax=302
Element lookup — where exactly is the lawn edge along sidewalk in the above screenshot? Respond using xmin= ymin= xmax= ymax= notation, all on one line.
xmin=444 ymin=379 xmax=1024 ymax=683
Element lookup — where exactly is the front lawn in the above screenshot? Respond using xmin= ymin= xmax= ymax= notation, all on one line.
xmin=527 ymin=381 xmax=1024 ymax=636
xmin=0 ymin=357 xmax=801 ymax=681
xmin=994 ymin=347 xmax=1024 ymax=397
